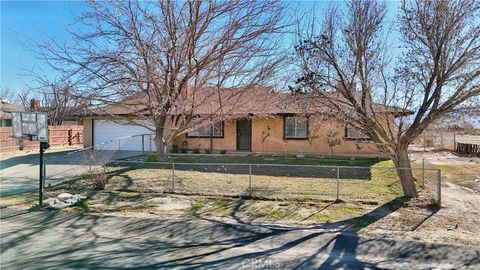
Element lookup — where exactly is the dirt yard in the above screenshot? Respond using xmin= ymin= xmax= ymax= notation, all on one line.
xmin=410 ymin=146 xmax=480 ymax=166
xmin=358 ymin=150 xmax=480 ymax=246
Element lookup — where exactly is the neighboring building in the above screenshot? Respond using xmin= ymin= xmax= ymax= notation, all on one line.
xmin=0 ymin=101 xmax=25 ymax=127
xmin=81 ymin=87 xmax=407 ymax=157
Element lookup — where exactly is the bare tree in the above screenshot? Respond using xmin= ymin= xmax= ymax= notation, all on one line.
xmin=36 ymin=0 xmax=288 ymax=159
xmin=39 ymin=82 xmax=89 ymax=125
xmin=307 ymin=116 xmax=321 ymax=156
xmin=0 ymin=86 xmax=18 ymax=104
xmin=260 ymin=124 xmax=271 ymax=153
xmin=324 ymin=128 xmax=341 ymax=158
xmin=15 ymin=81 xmax=88 ymax=125
xmin=294 ymin=0 xmax=480 ymax=197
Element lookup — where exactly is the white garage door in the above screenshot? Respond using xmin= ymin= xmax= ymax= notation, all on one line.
xmin=93 ymin=120 xmax=156 ymax=151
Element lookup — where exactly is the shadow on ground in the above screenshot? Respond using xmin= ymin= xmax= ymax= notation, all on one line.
xmin=3 ymin=194 xmax=477 ymax=270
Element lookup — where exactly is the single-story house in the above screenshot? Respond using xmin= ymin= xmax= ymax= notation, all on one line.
xmin=81 ymin=87 xmax=406 ymax=157
xmin=0 ymin=101 xmax=25 ymax=127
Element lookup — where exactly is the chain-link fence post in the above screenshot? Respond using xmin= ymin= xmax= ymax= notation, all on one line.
xmin=172 ymin=162 xmax=175 ymax=193
xmin=336 ymin=166 xmax=340 ymax=201
xmin=248 ymin=164 xmax=252 ymax=197
xmin=422 ymin=158 xmax=425 ymax=189
xmin=453 ymin=131 xmax=456 ymax=150
xmin=437 ymin=169 xmax=442 ymax=206
xmin=149 ymin=134 xmax=152 ymax=152
xmin=142 ymin=135 xmax=145 ymax=155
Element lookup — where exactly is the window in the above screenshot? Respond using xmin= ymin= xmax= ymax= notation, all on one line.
xmin=188 ymin=121 xmax=224 ymax=137
xmin=346 ymin=124 xmax=369 ymax=139
xmin=1 ymin=119 xmax=12 ymax=127
xmin=284 ymin=116 xmax=308 ymax=139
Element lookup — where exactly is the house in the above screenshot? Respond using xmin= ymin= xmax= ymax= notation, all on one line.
xmin=0 ymin=100 xmax=25 ymax=127
xmin=81 ymin=87 xmax=406 ymax=157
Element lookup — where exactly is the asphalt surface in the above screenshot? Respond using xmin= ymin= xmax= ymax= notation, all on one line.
xmin=0 ymin=149 xmax=141 ymax=196
xmin=1 ymin=207 xmax=479 ymax=270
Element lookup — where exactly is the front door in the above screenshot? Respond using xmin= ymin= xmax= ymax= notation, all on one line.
xmin=236 ymin=118 xmax=252 ymax=151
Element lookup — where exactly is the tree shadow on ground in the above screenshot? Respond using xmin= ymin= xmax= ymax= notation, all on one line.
xmin=2 ymin=196 xmax=477 ymax=270
xmin=190 ymin=195 xmax=445 ymax=269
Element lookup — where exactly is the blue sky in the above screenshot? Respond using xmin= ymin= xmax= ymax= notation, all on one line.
xmin=1 ymin=1 xmax=401 ymax=95
xmin=1 ymin=1 xmax=87 ymax=92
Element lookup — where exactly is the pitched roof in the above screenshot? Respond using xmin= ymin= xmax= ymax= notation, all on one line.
xmin=0 ymin=102 xmax=25 ymax=120
xmin=80 ymin=86 xmax=412 ymax=118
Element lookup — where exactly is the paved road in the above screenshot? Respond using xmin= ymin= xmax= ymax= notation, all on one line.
xmin=0 ymin=150 xmax=141 ymax=196
xmin=1 ymin=208 xmax=479 ymax=270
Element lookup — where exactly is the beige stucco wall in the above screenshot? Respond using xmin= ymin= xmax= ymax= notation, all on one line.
xmin=251 ymin=115 xmax=383 ymax=156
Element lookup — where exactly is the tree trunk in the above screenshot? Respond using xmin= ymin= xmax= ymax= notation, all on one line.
xmin=392 ymin=145 xmax=418 ymax=197
xmin=154 ymin=117 xmax=168 ymax=161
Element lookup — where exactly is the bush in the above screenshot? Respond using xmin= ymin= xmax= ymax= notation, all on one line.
xmin=193 ymin=148 xmax=200 ymax=154
xmin=220 ymin=149 xmax=227 ymax=154
xmin=205 ymin=149 xmax=211 ymax=154
xmin=180 ymin=148 xmax=188 ymax=153
xmin=170 ymin=144 xmax=179 ymax=153
xmin=93 ymin=170 xmax=107 ymax=190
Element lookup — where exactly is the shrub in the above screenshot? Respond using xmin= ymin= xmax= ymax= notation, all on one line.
xmin=205 ymin=149 xmax=211 ymax=154
xmin=93 ymin=170 xmax=107 ymax=190
xmin=180 ymin=148 xmax=188 ymax=153
xmin=193 ymin=148 xmax=200 ymax=154
xmin=170 ymin=144 xmax=179 ymax=153
xmin=220 ymin=149 xmax=227 ymax=154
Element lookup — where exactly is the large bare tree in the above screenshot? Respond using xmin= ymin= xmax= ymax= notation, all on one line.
xmin=294 ymin=0 xmax=480 ymax=197
xmin=36 ymin=0 xmax=288 ymax=158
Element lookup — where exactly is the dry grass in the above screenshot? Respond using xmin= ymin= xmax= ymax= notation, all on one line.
xmin=189 ymin=197 xmax=371 ymax=224
xmin=102 ymin=159 xmax=438 ymax=204
xmin=434 ymin=164 xmax=480 ymax=192
xmin=103 ymin=164 xmax=414 ymax=204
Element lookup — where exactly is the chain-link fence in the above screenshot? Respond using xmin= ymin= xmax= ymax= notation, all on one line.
xmin=40 ymin=132 xmax=441 ymax=206
xmin=101 ymin=161 xmax=441 ymax=205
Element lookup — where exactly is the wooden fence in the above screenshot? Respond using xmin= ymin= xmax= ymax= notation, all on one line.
xmin=0 ymin=125 xmax=83 ymax=152
xmin=456 ymin=142 xmax=480 ymax=157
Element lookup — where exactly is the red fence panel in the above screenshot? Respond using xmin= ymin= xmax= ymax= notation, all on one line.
xmin=0 ymin=125 xmax=83 ymax=153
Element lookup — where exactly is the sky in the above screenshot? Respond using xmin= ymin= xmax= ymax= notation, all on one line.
xmin=1 ymin=1 xmax=87 ymax=92
xmin=1 ymin=1 xmax=401 ymax=96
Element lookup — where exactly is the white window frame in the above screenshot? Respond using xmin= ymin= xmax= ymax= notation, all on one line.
xmin=284 ymin=116 xmax=308 ymax=139
xmin=188 ymin=121 xmax=224 ymax=137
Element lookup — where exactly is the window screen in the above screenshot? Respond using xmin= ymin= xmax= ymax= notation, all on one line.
xmin=188 ymin=121 xmax=223 ymax=137
xmin=346 ymin=124 xmax=369 ymax=139
xmin=284 ymin=117 xmax=307 ymax=138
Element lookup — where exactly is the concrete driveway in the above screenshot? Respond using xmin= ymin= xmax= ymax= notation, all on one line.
xmin=0 ymin=149 xmax=141 ymax=196
xmin=1 ymin=208 xmax=479 ymax=269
